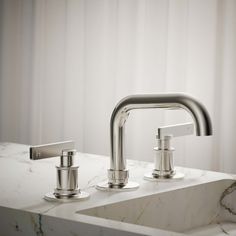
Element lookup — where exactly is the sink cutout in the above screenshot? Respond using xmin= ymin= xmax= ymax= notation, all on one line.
xmin=78 ymin=179 xmax=236 ymax=235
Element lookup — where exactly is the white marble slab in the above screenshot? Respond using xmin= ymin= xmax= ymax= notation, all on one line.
xmin=79 ymin=179 xmax=236 ymax=234
xmin=185 ymin=222 xmax=236 ymax=235
xmin=0 ymin=142 xmax=235 ymax=236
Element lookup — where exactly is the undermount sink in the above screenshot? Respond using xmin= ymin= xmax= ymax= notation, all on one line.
xmin=78 ymin=179 xmax=236 ymax=235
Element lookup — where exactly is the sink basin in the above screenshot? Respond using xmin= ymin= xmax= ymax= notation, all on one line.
xmin=78 ymin=179 xmax=236 ymax=235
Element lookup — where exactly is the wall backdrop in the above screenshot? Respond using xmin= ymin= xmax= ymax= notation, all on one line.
xmin=0 ymin=0 xmax=236 ymax=173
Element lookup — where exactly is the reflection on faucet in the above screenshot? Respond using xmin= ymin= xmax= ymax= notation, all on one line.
xmin=97 ymin=93 xmax=213 ymax=191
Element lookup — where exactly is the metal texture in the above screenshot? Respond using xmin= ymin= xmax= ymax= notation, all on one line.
xmin=157 ymin=122 xmax=194 ymax=139
xmin=96 ymin=181 xmax=139 ymax=191
xmin=145 ymin=123 xmax=195 ymax=180
xmin=29 ymin=141 xmax=89 ymax=201
xmin=97 ymin=93 xmax=213 ymax=190
xmin=144 ymin=172 xmax=185 ymax=181
xmin=153 ymin=138 xmax=175 ymax=178
xmin=107 ymin=169 xmax=129 ymax=186
xmin=44 ymin=191 xmax=90 ymax=202
xmin=55 ymin=165 xmax=78 ymax=195
xmin=30 ymin=141 xmax=75 ymax=160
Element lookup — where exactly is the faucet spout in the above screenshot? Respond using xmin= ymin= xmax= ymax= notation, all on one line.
xmin=97 ymin=93 xmax=213 ymax=191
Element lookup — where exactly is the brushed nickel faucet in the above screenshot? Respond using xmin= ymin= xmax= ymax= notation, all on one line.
xmin=96 ymin=93 xmax=212 ymax=191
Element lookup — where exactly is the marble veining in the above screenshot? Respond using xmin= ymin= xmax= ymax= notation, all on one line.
xmin=79 ymin=179 xmax=236 ymax=234
xmin=220 ymin=181 xmax=236 ymax=215
xmin=185 ymin=222 xmax=236 ymax=235
xmin=0 ymin=142 xmax=236 ymax=236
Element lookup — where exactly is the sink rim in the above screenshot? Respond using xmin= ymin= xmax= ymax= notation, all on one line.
xmin=77 ymin=178 xmax=236 ymax=235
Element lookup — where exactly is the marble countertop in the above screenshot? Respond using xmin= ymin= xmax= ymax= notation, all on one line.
xmin=0 ymin=142 xmax=235 ymax=236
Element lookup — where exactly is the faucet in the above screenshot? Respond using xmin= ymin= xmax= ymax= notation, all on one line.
xmin=96 ymin=93 xmax=212 ymax=191
xmin=30 ymin=141 xmax=90 ymax=201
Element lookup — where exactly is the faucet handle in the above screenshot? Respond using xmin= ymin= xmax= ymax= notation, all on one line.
xmin=30 ymin=141 xmax=75 ymax=160
xmin=29 ymin=141 xmax=90 ymax=202
xmin=157 ymin=122 xmax=194 ymax=139
xmin=144 ymin=123 xmax=194 ymax=182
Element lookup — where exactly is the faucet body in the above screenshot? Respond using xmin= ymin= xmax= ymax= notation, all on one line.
xmin=107 ymin=93 xmax=212 ymax=187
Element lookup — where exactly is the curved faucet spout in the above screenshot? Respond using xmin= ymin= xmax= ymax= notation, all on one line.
xmin=96 ymin=93 xmax=213 ymax=191
xmin=110 ymin=93 xmax=212 ymax=170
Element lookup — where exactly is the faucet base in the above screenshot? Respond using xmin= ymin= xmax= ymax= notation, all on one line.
xmin=144 ymin=172 xmax=184 ymax=181
xmin=44 ymin=191 xmax=90 ymax=202
xmin=96 ymin=181 xmax=139 ymax=191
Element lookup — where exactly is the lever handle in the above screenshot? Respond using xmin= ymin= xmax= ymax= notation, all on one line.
xmin=144 ymin=123 xmax=194 ymax=180
xmin=30 ymin=141 xmax=75 ymax=160
xmin=29 ymin=140 xmax=89 ymax=201
xmin=157 ymin=122 xmax=194 ymax=139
